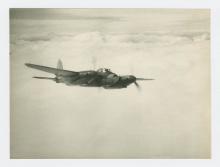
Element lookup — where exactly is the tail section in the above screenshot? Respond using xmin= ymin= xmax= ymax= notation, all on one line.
xmin=57 ymin=59 xmax=63 ymax=70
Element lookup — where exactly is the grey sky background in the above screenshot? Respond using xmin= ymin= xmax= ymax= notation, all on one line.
xmin=10 ymin=9 xmax=210 ymax=158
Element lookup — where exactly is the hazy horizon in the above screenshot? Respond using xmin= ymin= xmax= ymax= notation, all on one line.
xmin=10 ymin=8 xmax=210 ymax=158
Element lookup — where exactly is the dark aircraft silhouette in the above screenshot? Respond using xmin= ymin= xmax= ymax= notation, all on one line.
xmin=25 ymin=59 xmax=154 ymax=90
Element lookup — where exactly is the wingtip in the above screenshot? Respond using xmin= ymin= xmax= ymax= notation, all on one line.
xmin=25 ymin=63 xmax=31 ymax=67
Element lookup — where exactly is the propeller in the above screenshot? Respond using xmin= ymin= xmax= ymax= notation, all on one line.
xmin=136 ymin=78 xmax=154 ymax=81
xmin=92 ymin=56 xmax=97 ymax=70
xmin=134 ymin=81 xmax=141 ymax=91
xmin=129 ymin=64 xmax=154 ymax=91
xmin=133 ymin=77 xmax=154 ymax=91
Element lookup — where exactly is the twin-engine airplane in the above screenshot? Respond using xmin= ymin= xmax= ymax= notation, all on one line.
xmin=25 ymin=60 xmax=154 ymax=90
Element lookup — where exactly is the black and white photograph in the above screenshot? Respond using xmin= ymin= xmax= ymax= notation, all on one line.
xmin=10 ymin=8 xmax=211 ymax=159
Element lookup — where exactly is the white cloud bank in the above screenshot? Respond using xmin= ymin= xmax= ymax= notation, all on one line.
xmin=10 ymin=9 xmax=210 ymax=158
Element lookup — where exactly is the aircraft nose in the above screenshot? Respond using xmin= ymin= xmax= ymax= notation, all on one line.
xmin=128 ymin=75 xmax=136 ymax=82
xmin=121 ymin=75 xmax=136 ymax=83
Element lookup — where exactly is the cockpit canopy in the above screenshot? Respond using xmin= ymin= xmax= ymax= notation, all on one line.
xmin=97 ymin=68 xmax=111 ymax=73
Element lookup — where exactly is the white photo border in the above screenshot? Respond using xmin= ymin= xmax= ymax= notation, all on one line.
xmin=1 ymin=0 xmax=220 ymax=167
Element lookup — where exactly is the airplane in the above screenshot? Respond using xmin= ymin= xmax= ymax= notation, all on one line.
xmin=25 ymin=59 xmax=154 ymax=90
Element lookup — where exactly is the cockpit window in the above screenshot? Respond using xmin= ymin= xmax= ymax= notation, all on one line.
xmin=97 ymin=68 xmax=111 ymax=73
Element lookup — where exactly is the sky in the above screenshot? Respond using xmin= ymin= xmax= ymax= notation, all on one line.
xmin=10 ymin=8 xmax=210 ymax=158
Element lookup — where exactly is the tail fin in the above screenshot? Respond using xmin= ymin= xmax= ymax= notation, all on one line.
xmin=57 ymin=59 xmax=63 ymax=70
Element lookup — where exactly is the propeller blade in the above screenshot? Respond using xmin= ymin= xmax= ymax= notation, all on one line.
xmin=134 ymin=81 xmax=141 ymax=91
xmin=136 ymin=78 xmax=154 ymax=81
xmin=92 ymin=56 xmax=97 ymax=70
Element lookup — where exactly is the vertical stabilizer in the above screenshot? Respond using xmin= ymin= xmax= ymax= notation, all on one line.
xmin=57 ymin=59 xmax=63 ymax=69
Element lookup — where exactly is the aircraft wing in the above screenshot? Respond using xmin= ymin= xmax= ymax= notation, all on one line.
xmin=25 ymin=63 xmax=78 ymax=76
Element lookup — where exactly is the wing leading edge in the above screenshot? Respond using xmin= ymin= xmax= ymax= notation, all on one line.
xmin=25 ymin=63 xmax=78 ymax=76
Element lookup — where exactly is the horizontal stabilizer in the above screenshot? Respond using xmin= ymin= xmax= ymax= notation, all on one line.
xmin=33 ymin=76 xmax=55 ymax=81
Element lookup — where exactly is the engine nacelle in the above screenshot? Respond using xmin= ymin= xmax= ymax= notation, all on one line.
xmin=102 ymin=74 xmax=119 ymax=85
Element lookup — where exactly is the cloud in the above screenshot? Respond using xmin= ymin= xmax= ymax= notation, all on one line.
xmin=12 ymin=31 xmax=210 ymax=46
xmin=10 ymin=9 xmax=122 ymax=21
xmin=20 ymin=36 xmax=52 ymax=42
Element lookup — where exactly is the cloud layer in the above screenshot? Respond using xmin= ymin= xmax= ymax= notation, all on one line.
xmin=10 ymin=9 xmax=210 ymax=158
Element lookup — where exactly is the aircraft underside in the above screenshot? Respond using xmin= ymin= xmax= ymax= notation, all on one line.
xmin=61 ymin=77 xmax=128 ymax=89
